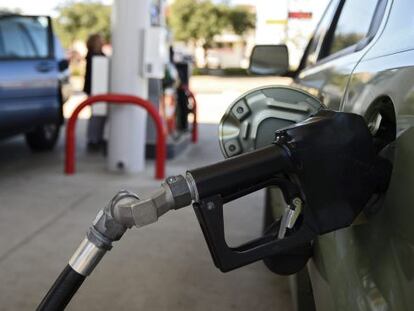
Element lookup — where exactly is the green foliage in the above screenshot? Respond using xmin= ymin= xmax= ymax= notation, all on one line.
xmin=53 ymin=0 xmax=255 ymax=50
xmin=330 ymin=33 xmax=363 ymax=55
xmin=168 ymin=0 xmax=199 ymax=42
xmin=53 ymin=1 xmax=111 ymax=48
xmin=192 ymin=67 xmax=206 ymax=76
xmin=192 ymin=67 xmax=248 ymax=76
xmin=192 ymin=67 xmax=227 ymax=76
xmin=222 ymin=67 xmax=248 ymax=76
xmin=169 ymin=0 xmax=255 ymax=47
xmin=225 ymin=6 xmax=256 ymax=36
xmin=195 ymin=2 xmax=229 ymax=49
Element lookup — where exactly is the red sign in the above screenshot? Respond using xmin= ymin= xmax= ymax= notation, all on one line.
xmin=288 ymin=12 xmax=313 ymax=19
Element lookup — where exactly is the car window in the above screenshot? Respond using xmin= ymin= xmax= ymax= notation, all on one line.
xmin=328 ymin=0 xmax=379 ymax=56
xmin=0 ymin=16 xmax=50 ymax=59
xmin=303 ymin=0 xmax=339 ymax=67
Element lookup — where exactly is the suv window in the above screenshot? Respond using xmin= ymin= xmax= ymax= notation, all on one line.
xmin=328 ymin=0 xmax=378 ymax=56
xmin=304 ymin=0 xmax=339 ymax=67
xmin=0 ymin=16 xmax=50 ymax=59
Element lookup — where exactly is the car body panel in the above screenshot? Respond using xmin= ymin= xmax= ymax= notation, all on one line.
xmin=294 ymin=0 xmax=390 ymax=111
xmin=292 ymin=0 xmax=414 ymax=310
xmin=294 ymin=52 xmax=360 ymax=110
xmin=265 ymin=0 xmax=414 ymax=310
xmin=309 ymin=126 xmax=414 ymax=311
xmin=0 ymin=59 xmax=60 ymax=136
xmin=0 ymin=15 xmax=67 ymax=139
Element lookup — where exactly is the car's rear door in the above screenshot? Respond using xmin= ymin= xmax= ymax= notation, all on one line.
xmin=0 ymin=15 xmax=59 ymax=137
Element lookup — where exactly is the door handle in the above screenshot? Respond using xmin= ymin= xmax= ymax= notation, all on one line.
xmin=36 ymin=62 xmax=54 ymax=73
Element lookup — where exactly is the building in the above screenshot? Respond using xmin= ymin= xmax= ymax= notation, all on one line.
xmin=255 ymin=0 xmax=330 ymax=68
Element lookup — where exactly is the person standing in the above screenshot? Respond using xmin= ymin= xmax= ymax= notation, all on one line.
xmin=84 ymin=34 xmax=106 ymax=150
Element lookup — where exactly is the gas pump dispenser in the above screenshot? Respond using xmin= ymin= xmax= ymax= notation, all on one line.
xmin=146 ymin=0 xmax=194 ymax=159
xmin=37 ymin=86 xmax=392 ymax=310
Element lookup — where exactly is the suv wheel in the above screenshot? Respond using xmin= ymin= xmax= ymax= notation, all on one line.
xmin=25 ymin=122 xmax=61 ymax=151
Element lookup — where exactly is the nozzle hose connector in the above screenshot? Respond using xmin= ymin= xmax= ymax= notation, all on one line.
xmin=69 ymin=238 xmax=106 ymax=276
xmin=37 ymin=179 xmax=197 ymax=310
xmin=37 ymin=190 xmax=140 ymax=311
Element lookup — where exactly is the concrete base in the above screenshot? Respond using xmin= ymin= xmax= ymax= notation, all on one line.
xmin=146 ymin=131 xmax=192 ymax=159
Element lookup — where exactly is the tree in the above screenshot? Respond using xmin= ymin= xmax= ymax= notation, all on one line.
xmin=193 ymin=2 xmax=229 ymax=50
xmin=225 ymin=6 xmax=255 ymax=36
xmin=169 ymin=0 xmax=255 ymax=48
xmin=168 ymin=0 xmax=199 ymax=43
xmin=169 ymin=0 xmax=226 ymax=48
xmin=53 ymin=1 xmax=111 ymax=48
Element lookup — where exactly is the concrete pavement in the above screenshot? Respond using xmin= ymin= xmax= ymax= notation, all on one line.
xmin=191 ymin=76 xmax=291 ymax=124
xmin=0 ymin=121 xmax=293 ymax=310
xmin=65 ymin=75 xmax=292 ymax=124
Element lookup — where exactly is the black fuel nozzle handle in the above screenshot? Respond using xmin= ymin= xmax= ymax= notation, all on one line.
xmin=184 ymin=144 xmax=312 ymax=272
xmin=188 ymin=144 xmax=296 ymax=203
xmin=186 ymin=110 xmax=393 ymax=273
xmin=192 ymin=183 xmax=313 ymax=273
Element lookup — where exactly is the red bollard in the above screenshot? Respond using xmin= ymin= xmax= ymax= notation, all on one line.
xmin=65 ymin=94 xmax=167 ymax=179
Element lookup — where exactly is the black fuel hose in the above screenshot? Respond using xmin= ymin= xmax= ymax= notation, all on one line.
xmin=37 ymin=265 xmax=85 ymax=311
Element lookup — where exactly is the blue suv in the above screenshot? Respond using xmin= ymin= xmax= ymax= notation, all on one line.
xmin=0 ymin=15 xmax=70 ymax=151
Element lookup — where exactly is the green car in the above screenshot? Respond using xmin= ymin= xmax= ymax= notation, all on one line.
xmin=250 ymin=0 xmax=414 ymax=310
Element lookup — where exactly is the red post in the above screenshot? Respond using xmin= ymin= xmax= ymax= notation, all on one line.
xmin=65 ymin=94 xmax=167 ymax=179
xmin=180 ymin=85 xmax=198 ymax=143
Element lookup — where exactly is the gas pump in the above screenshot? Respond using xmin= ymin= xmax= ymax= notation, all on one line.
xmin=37 ymin=86 xmax=392 ymax=310
xmin=146 ymin=0 xmax=194 ymax=159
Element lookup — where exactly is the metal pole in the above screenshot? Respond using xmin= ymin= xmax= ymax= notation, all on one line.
xmin=108 ymin=0 xmax=150 ymax=173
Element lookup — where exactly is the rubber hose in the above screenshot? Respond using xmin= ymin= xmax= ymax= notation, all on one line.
xmin=37 ymin=265 xmax=85 ymax=311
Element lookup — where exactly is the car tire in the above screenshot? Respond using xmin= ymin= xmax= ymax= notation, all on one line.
xmin=25 ymin=122 xmax=61 ymax=151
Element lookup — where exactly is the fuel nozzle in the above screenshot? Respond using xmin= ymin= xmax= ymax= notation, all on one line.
xmin=103 ymin=142 xmax=294 ymax=231
xmin=81 ymin=142 xmax=294 ymax=271
xmin=38 ymin=110 xmax=392 ymax=310
xmin=38 ymin=143 xmax=296 ymax=310
xmin=78 ymin=110 xmax=392 ymax=276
